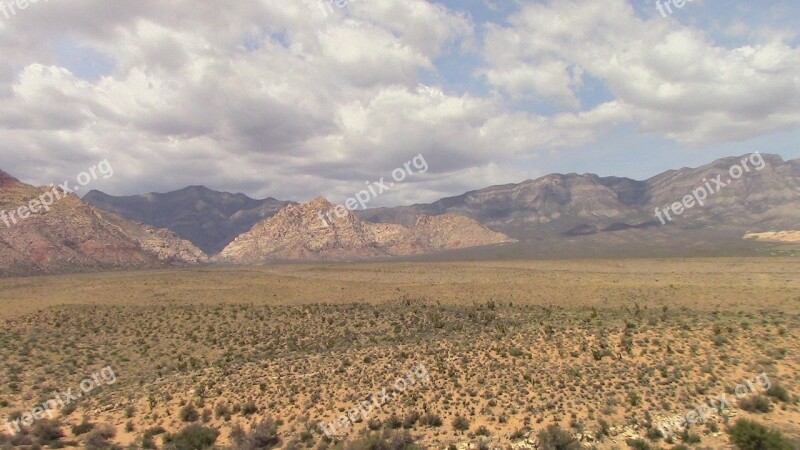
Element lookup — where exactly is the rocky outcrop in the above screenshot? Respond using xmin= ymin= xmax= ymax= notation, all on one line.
xmin=0 ymin=171 xmax=207 ymax=277
xmin=743 ymin=231 xmax=800 ymax=243
xmin=216 ymin=197 xmax=513 ymax=263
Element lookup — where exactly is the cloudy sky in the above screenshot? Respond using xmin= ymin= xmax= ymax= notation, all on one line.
xmin=1 ymin=0 xmax=799 ymax=206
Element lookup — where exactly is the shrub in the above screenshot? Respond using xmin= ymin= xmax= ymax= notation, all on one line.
xmin=163 ymin=424 xmax=219 ymax=450
xmin=626 ymin=438 xmax=651 ymax=450
xmin=214 ymin=402 xmax=231 ymax=421
xmin=124 ymin=405 xmax=136 ymax=418
xmin=340 ymin=429 xmax=419 ymax=450
xmin=180 ymin=404 xmax=200 ymax=422
xmin=537 ymin=425 xmax=580 ymax=450
xmin=452 ymin=415 xmax=470 ymax=431
xmin=231 ymin=419 xmax=280 ymax=450
xmin=30 ymin=418 xmax=64 ymax=445
xmin=71 ymin=420 xmax=94 ymax=436
xmin=402 ymin=411 xmax=419 ymax=429
xmin=474 ymin=425 xmax=491 ymax=437
xmin=241 ymin=401 xmax=258 ymax=416
xmin=728 ymin=419 xmax=793 ymax=450
xmin=766 ymin=385 xmax=791 ymax=403
xmin=597 ymin=419 xmax=611 ymax=437
xmin=419 ymin=413 xmax=442 ymax=427
xmin=679 ymin=429 xmax=701 ymax=444
xmin=510 ymin=427 xmax=530 ymax=440
xmin=386 ymin=414 xmax=402 ymax=429
xmin=738 ymin=395 xmax=772 ymax=413
xmin=84 ymin=424 xmax=118 ymax=450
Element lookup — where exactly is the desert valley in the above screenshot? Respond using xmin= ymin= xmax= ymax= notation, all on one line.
xmin=1 ymin=1 xmax=800 ymax=449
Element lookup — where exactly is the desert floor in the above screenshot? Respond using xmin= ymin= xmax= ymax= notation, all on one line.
xmin=0 ymin=258 xmax=798 ymax=449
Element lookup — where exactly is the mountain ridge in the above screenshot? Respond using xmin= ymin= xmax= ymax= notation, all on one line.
xmin=216 ymin=197 xmax=514 ymax=263
xmin=0 ymin=175 xmax=207 ymax=277
xmin=83 ymin=186 xmax=294 ymax=254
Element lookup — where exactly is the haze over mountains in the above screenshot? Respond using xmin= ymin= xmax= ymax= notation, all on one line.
xmin=361 ymin=153 xmax=800 ymax=239
xmin=85 ymin=153 xmax=800 ymax=256
xmin=2 ymin=152 xmax=798 ymax=276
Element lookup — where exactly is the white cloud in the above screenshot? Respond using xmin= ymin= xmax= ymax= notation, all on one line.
xmin=0 ymin=0 xmax=796 ymax=206
xmin=481 ymin=0 xmax=800 ymax=145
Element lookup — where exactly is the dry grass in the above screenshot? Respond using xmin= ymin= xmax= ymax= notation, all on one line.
xmin=0 ymin=258 xmax=798 ymax=449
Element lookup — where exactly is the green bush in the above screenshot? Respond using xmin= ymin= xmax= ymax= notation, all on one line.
xmin=738 ymin=395 xmax=772 ymax=413
xmin=163 ymin=424 xmax=219 ymax=450
xmin=728 ymin=419 xmax=793 ymax=450
xmin=626 ymin=438 xmax=651 ymax=450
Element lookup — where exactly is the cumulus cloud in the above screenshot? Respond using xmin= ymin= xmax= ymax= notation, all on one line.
xmin=0 ymin=0 xmax=796 ymax=205
xmin=481 ymin=0 xmax=800 ymax=145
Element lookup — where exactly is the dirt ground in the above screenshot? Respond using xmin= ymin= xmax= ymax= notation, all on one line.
xmin=0 ymin=258 xmax=798 ymax=449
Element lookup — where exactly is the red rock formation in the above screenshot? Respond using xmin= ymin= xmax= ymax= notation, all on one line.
xmin=216 ymin=197 xmax=514 ymax=263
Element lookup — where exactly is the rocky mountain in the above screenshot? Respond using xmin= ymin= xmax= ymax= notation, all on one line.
xmin=0 ymin=171 xmax=207 ymax=277
xmin=216 ymin=197 xmax=513 ymax=263
xmin=83 ymin=187 xmax=294 ymax=254
xmin=359 ymin=154 xmax=800 ymax=240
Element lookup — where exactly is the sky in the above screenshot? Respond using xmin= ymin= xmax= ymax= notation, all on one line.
xmin=0 ymin=0 xmax=798 ymax=207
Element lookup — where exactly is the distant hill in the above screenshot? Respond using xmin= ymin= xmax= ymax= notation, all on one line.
xmin=83 ymin=187 xmax=294 ymax=254
xmin=0 ymin=170 xmax=207 ymax=277
xmin=358 ymin=153 xmax=800 ymax=241
xmin=215 ymin=197 xmax=514 ymax=263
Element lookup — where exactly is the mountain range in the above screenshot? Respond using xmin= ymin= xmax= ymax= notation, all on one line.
xmin=1 ymin=152 xmax=798 ymax=276
xmin=83 ymin=187 xmax=293 ymax=254
xmin=359 ymin=153 xmax=800 ymax=239
xmin=0 ymin=171 xmax=207 ymax=277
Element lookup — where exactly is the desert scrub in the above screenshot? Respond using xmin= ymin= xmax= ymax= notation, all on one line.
xmin=163 ymin=424 xmax=219 ymax=450
xmin=452 ymin=415 xmax=470 ymax=431
xmin=728 ymin=419 xmax=793 ymax=450
xmin=537 ymin=425 xmax=580 ymax=450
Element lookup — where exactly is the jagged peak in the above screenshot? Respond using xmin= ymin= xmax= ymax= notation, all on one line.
xmin=302 ymin=196 xmax=336 ymax=210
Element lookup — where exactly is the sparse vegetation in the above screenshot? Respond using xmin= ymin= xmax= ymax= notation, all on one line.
xmin=0 ymin=260 xmax=796 ymax=449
